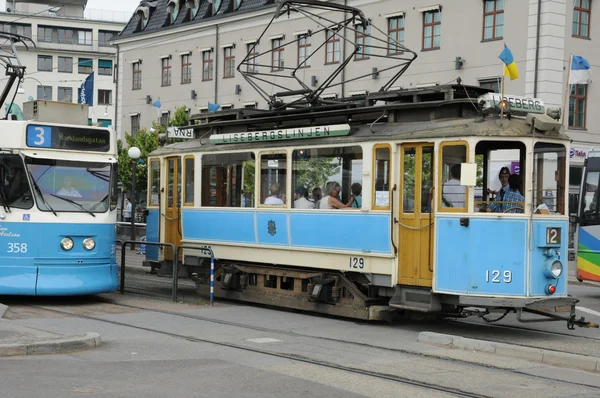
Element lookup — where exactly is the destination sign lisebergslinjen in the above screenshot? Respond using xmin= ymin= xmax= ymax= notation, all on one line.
xmin=26 ymin=124 xmax=110 ymax=152
xmin=209 ymin=124 xmax=351 ymax=145
xmin=478 ymin=93 xmax=547 ymax=114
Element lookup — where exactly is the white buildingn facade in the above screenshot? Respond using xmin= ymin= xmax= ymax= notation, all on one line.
xmin=0 ymin=0 xmax=126 ymax=127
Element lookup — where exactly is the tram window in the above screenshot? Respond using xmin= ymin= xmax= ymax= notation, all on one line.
xmin=183 ymin=156 xmax=194 ymax=205
xmin=201 ymin=152 xmax=255 ymax=207
xmin=439 ymin=143 xmax=467 ymax=211
xmin=291 ymin=146 xmax=362 ymax=209
xmin=373 ymin=145 xmax=391 ymax=210
xmin=149 ymin=159 xmax=160 ymax=206
xmin=533 ymin=143 xmax=566 ymax=214
xmin=0 ymin=155 xmax=33 ymax=209
xmin=261 ymin=152 xmax=287 ymax=206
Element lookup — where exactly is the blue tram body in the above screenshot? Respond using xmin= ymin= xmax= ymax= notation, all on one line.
xmin=143 ymin=86 xmax=594 ymax=329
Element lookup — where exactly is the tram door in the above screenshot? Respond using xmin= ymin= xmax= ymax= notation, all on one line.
xmin=399 ymin=144 xmax=434 ymax=287
xmin=164 ymin=156 xmax=182 ymax=261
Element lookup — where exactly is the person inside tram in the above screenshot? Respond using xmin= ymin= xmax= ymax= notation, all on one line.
xmin=264 ymin=183 xmax=284 ymax=205
xmin=441 ymin=164 xmax=465 ymax=208
xmin=319 ymin=183 xmax=349 ymax=209
xmin=294 ymin=186 xmax=315 ymax=209
xmin=487 ymin=174 xmax=524 ymax=213
xmin=347 ymin=183 xmax=362 ymax=208
xmin=488 ymin=166 xmax=510 ymax=201
xmin=311 ymin=187 xmax=323 ymax=208
xmin=56 ymin=176 xmax=82 ymax=198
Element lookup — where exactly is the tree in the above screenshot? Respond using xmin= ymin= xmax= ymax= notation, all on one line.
xmin=117 ymin=128 xmax=159 ymax=194
xmin=294 ymin=158 xmax=340 ymax=190
xmin=170 ymin=105 xmax=189 ymax=127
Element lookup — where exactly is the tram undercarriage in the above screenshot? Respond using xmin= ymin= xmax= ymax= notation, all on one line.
xmin=147 ymin=259 xmax=597 ymax=329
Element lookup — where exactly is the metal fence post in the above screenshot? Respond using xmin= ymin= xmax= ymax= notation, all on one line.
xmin=210 ymin=255 xmax=215 ymax=306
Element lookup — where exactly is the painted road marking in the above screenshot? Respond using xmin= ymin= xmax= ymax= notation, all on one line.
xmin=577 ymin=306 xmax=600 ymax=317
xmin=246 ymin=338 xmax=283 ymax=343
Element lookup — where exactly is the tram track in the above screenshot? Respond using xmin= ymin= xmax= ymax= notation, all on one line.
xmin=24 ymin=303 xmax=489 ymax=398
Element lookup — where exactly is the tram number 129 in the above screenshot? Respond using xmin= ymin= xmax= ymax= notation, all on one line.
xmin=349 ymin=257 xmax=365 ymax=269
xmin=485 ymin=270 xmax=512 ymax=283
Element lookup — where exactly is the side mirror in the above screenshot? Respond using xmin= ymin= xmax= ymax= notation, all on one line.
xmin=569 ymin=215 xmax=579 ymax=224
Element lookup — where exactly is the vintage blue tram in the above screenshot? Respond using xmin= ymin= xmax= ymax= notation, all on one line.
xmin=143 ymin=84 xmax=594 ymax=329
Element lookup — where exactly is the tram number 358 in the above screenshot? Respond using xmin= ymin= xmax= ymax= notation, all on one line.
xmin=485 ymin=270 xmax=512 ymax=283
xmin=7 ymin=243 xmax=28 ymax=253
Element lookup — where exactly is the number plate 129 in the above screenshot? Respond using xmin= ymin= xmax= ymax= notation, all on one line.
xmin=349 ymin=257 xmax=368 ymax=270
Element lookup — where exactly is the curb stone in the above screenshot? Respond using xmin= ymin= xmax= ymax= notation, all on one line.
xmin=418 ymin=331 xmax=600 ymax=372
xmin=0 ymin=303 xmax=7 ymax=319
xmin=0 ymin=332 xmax=101 ymax=357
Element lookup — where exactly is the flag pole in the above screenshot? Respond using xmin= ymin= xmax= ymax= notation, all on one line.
xmin=500 ymin=73 xmax=505 ymax=120
xmin=561 ymin=53 xmax=572 ymax=125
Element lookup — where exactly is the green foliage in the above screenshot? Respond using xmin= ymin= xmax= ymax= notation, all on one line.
xmin=294 ymin=158 xmax=340 ymax=190
xmin=117 ymin=128 xmax=159 ymax=193
xmin=476 ymin=154 xmax=484 ymax=187
xmin=170 ymin=105 xmax=189 ymax=127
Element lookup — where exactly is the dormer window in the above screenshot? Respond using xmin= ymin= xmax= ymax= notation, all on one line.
xmin=213 ymin=0 xmax=222 ymax=15
xmin=167 ymin=0 xmax=180 ymax=25
xmin=234 ymin=0 xmax=242 ymax=11
xmin=185 ymin=0 xmax=200 ymax=21
xmin=135 ymin=6 xmax=150 ymax=31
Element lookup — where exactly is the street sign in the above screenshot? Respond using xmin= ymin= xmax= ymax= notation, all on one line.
xmin=167 ymin=127 xmax=194 ymax=139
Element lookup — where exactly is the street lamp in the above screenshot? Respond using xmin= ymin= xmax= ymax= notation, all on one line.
xmin=128 ymin=146 xmax=141 ymax=250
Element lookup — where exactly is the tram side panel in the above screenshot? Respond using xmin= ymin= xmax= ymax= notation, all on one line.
xmin=145 ymin=209 xmax=160 ymax=261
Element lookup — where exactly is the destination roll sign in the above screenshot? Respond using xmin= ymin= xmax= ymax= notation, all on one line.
xmin=478 ymin=93 xmax=547 ymax=115
xmin=26 ymin=124 xmax=110 ymax=152
xmin=209 ymin=124 xmax=351 ymax=145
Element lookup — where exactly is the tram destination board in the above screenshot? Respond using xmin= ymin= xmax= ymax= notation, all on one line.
xmin=26 ymin=124 xmax=110 ymax=152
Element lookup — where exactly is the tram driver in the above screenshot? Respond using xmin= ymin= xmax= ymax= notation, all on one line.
xmin=487 ymin=174 xmax=524 ymax=213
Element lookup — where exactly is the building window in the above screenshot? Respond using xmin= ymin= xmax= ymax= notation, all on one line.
xmin=423 ymin=10 xmax=441 ymax=50
xmin=224 ymin=46 xmax=235 ymax=78
xmin=161 ymin=111 xmax=170 ymax=126
xmin=57 ymin=28 xmax=73 ymax=44
xmin=297 ymin=34 xmax=311 ymax=67
xmin=98 ymin=89 xmax=112 ymax=105
xmin=99 ymin=30 xmax=117 ymax=46
xmin=132 ymin=62 xmax=142 ymax=90
xmin=247 ymin=42 xmax=259 ymax=73
xmin=37 ymin=85 xmax=52 ymax=100
xmin=37 ymin=55 xmax=52 ymax=71
xmin=387 ymin=16 xmax=405 ymax=55
xmin=98 ymin=59 xmax=113 ymax=76
xmin=483 ymin=0 xmax=504 ymax=40
xmin=57 ymin=87 xmax=72 ymax=102
xmin=355 ymin=24 xmax=370 ymax=60
xmin=58 ymin=56 xmax=73 ymax=73
xmin=202 ymin=50 xmax=213 ymax=81
xmin=479 ymin=78 xmax=501 ymax=93
xmin=37 ymin=26 xmax=52 ymax=42
xmin=569 ymin=84 xmax=587 ymax=128
xmin=573 ymin=0 xmax=591 ymax=38
xmin=78 ymin=58 xmax=93 ymax=74
xmin=271 ymin=38 xmax=284 ymax=71
xmin=181 ymin=54 xmax=192 ymax=84
xmin=2 ymin=23 xmax=32 ymax=38
xmin=161 ymin=57 xmax=172 ymax=86
xmin=325 ymin=30 xmax=341 ymax=64
xmin=77 ymin=30 xmax=92 ymax=45
xmin=131 ymin=114 xmax=140 ymax=136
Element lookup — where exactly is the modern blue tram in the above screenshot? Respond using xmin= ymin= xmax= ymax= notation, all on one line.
xmin=143 ymin=85 xmax=595 ymax=329
xmin=0 ymin=118 xmax=119 ymax=295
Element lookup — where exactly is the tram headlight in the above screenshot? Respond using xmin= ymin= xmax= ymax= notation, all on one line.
xmin=60 ymin=237 xmax=74 ymax=251
xmin=83 ymin=237 xmax=96 ymax=251
xmin=543 ymin=259 xmax=563 ymax=279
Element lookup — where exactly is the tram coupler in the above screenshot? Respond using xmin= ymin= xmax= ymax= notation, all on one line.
xmin=567 ymin=315 xmax=599 ymax=330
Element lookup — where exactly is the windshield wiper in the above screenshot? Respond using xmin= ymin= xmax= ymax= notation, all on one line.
xmin=48 ymin=193 xmax=95 ymax=217
xmin=86 ymin=168 xmax=110 ymax=182
xmin=89 ymin=194 xmax=109 ymax=211
xmin=0 ymin=186 xmax=11 ymax=213
xmin=28 ymin=172 xmax=57 ymax=216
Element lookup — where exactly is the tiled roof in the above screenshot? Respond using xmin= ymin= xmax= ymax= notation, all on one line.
xmin=117 ymin=0 xmax=274 ymax=40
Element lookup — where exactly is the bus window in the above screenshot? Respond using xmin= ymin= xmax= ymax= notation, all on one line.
xmin=110 ymin=163 xmax=118 ymax=211
xmin=582 ymin=170 xmax=600 ymax=220
xmin=533 ymin=143 xmax=566 ymax=214
xmin=260 ymin=152 xmax=287 ymax=206
xmin=202 ymin=152 xmax=255 ymax=207
xmin=291 ymin=146 xmax=363 ymax=209
xmin=0 ymin=155 xmax=33 ymax=209
xmin=183 ymin=156 xmax=194 ymax=205
xmin=149 ymin=159 xmax=160 ymax=206
xmin=373 ymin=145 xmax=391 ymax=210
xmin=438 ymin=143 xmax=467 ymax=212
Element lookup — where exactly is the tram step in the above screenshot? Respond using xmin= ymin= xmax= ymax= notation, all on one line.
xmin=388 ymin=285 xmax=442 ymax=313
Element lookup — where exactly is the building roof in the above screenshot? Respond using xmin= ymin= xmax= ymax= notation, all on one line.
xmin=116 ymin=0 xmax=273 ymax=40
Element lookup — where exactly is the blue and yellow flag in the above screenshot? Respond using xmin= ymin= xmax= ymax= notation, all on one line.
xmin=498 ymin=44 xmax=519 ymax=80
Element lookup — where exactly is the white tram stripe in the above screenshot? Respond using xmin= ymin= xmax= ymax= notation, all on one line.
xmin=577 ymin=306 xmax=600 ymax=317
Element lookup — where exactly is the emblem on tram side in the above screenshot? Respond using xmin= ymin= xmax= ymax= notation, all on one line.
xmin=268 ymin=220 xmax=276 ymax=236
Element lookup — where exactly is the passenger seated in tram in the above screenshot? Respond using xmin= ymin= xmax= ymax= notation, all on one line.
xmin=311 ymin=187 xmax=323 ymax=208
xmin=319 ymin=183 xmax=349 ymax=209
xmin=487 ymin=174 xmax=524 ymax=213
xmin=347 ymin=183 xmax=362 ymax=208
xmin=487 ymin=167 xmax=510 ymax=201
xmin=294 ymin=187 xmax=315 ymax=209
xmin=264 ymin=183 xmax=284 ymax=205
xmin=441 ymin=164 xmax=466 ymax=208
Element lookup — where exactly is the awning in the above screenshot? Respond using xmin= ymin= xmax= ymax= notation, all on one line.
xmin=98 ymin=59 xmax=113 ymax=68
xmin=419 ymin=4 xmax=441 ymax=12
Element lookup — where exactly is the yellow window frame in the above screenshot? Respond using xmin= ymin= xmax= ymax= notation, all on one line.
xmin=148 ymin=158 xmax=161 ymax=207
xmin=183 ymin=155 xmax=195 ymax=206
xmin=258 ymin=150 xmax=288 ymax=208
xmin=372 ymin=144 xmax=392 ymax=210
xmin=437 ymin=141 xmax=469 ymax=213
